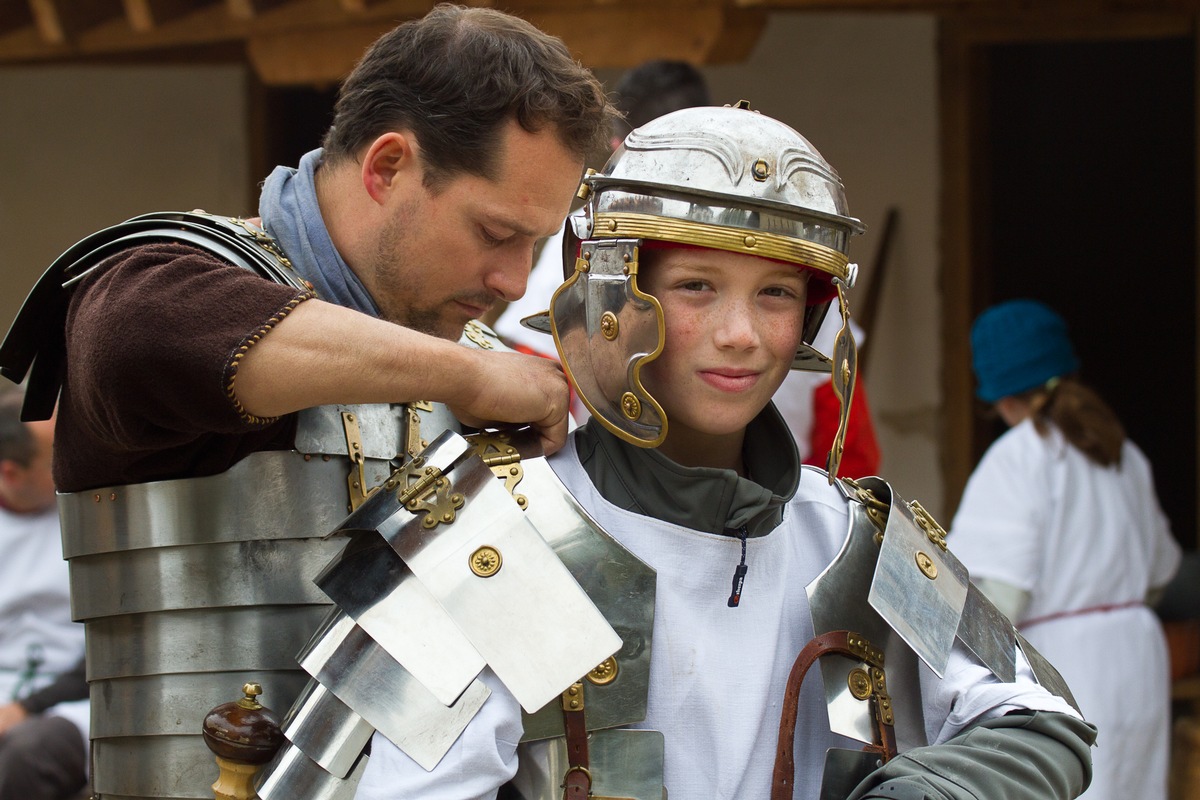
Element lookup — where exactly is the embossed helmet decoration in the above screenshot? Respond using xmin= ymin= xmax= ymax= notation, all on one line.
xmin=547 ymin=102 xmax=865 ymax=477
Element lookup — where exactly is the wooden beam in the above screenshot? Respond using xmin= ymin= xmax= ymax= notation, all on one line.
xmin=0 ymin=0 xmax=33 ymax=37
xmin=29 ymin=0 xmax=124 ymax=44
xmin=528 ymin=6 xmax=767 ymax=68
xmin=122 ymin=0 xmax=209 ymax=32
xmin=247 ymin=20 xmax=400 ymax=85
xmin=225 ymin=0 xmax=289 ymax=19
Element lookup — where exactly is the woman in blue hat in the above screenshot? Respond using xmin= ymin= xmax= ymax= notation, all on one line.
xmin=950 ymin=299 xmax=1180 ymax=800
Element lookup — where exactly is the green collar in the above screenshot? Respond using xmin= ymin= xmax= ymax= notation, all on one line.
xmin=573 ymin=403 xmax=801 ymax=538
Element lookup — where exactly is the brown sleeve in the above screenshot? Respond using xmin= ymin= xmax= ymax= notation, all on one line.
xmin=55 ymin=242 xmax=312 ymax=491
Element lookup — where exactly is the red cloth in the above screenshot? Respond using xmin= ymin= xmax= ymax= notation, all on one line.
xmin=805 ymin=380 xmax=881 ymax=478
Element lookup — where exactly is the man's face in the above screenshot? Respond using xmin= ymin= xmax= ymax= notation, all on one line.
xmin=367 ymin=121 xmax=583 ymax=340
xmin=0 ymin=419 xmax=56 ymax=513
xmin=638 ymin=247 xmax=808 ymax=461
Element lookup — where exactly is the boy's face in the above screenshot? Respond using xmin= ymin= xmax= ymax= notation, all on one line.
xmin=638 ymin=246 xmax=809 ymax=461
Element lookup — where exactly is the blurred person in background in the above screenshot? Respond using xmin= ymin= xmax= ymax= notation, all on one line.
xmin=0 ymin=388 xmax=87 ymax=800
xmin=949 ymin=299 xmax=1180 ymax=800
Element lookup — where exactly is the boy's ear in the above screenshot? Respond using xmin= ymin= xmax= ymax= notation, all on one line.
xmin=361 ymin=131 xmax=419 ymax=205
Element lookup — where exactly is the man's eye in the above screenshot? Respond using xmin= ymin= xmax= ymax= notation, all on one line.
xmin=481 ymin=228 xmax=506 ymax=246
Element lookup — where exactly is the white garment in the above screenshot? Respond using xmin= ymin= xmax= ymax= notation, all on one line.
xmin=0 ymin=505 xmax=88 ymax=740
xmin=356 ymin=432 xmax=1078 ymax=799
xmin=949 ymin=420 xmax=1180 ymax=800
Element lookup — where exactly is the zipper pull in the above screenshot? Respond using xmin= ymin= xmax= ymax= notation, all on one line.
xmin=727 ymin=526 xmax=749 ymax=607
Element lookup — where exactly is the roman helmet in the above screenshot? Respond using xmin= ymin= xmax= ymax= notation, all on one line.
xmin=543 ymin=102 xmax=865 ymax=477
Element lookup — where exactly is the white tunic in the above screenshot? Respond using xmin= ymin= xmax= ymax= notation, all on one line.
xmin=356 ymin=433 xmax=1079 ymax=799
xmin=0 ymin=504 xmax=88 ymax=739
xmin=949 ymin=420 xmax=1180 ymax=800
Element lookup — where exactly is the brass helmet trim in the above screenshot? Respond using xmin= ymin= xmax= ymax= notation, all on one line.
xmin=591 ymin=211 xmax=850 ymax=283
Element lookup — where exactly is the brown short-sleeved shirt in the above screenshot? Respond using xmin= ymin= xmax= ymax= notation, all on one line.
xmin=55 ymin=242 xmax=312 ymax=492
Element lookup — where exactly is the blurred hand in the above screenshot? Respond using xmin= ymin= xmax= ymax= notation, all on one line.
xmin=450 ymin=350 xmax=570 ymax=455
xmin=0 ymin=702 xmax=28 ymax=736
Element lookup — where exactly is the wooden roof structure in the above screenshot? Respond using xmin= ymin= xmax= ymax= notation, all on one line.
xmin=1 ymin=0 xmax=1195 ymax=82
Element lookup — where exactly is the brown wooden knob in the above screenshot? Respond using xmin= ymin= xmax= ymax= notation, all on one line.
xmin=202 ymin=682 xmax=284 ymax=765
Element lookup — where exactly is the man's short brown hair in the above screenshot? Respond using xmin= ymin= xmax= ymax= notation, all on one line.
xmin=322 ymin=3 xmax=615 ymax=186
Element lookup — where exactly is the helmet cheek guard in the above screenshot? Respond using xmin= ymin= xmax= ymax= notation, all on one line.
xmin=548 ymin=103 xmax=865 ymax=477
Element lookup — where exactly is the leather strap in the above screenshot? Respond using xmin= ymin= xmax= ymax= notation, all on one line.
xmin=771 ymin=630 xmax=897 ymax=800
xmin=562 ymin=682 xmax=591 ymax=800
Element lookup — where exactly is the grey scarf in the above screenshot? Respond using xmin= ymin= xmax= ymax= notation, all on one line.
xmin=258 ymin=147 xmax=380 ymax=317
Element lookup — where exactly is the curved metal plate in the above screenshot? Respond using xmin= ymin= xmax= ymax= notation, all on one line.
xmin=91 ymin=734 xmax=228 ymax=798
xmin=295 ymin=404 xmax=406 ymax=461
xmin=956 ymin=582 xmax=1017 ymax=684
xmin=69 ymin=537 xmax=343 ymax=620
xmin=299 ymin=610 xmax=490 ymax=771
xmin=256 ymin=742 xmax=367 ymax=800
xmin=86 ymin=605 xmax=331 ymax=681
xmin=868 ymin=490 xmax=969 ymax=677
xmin=315 ymin=537 xmax=484 ymax=707
xmin=89 ymin=670 xmax=310 ymax=738
xmin=806 ymin=501 xmax=895 ymax=745
xmin=280 ymin=679 xmax=375 ymax=779
xmin=378 ymin=440 xmax=621 ymax=714
xmin=517 ymin=458 xmax=656 ymax=741
xmin=59 ymin=451 xmax=387 ymax=558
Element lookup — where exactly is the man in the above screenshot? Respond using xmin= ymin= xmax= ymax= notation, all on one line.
xmin=0 ymin=390 xmax=87 ymax=800
xmin=0 ymin=5 xmax=613 ymax=798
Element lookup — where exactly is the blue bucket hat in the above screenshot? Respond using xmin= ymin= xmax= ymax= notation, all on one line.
xmin=970 ymin=299 xmax=1080 ymax=403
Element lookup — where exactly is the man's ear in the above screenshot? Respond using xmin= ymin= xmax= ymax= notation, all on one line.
xmin=361 ymin=131 xmax=418 ymax=205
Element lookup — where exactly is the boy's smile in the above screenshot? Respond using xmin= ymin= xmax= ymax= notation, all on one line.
xmin=637 ymin=246 xmax=809 ymax=471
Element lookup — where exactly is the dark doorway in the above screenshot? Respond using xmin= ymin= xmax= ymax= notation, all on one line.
xmin=248 ymin=82 xmax=339 ymax=198
xmin=980 ymin=37 xmax=1196 ymax=548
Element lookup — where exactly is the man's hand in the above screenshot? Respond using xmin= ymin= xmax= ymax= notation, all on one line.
xmin=0 ymin=702 xmax=28 ymax=736
xmin=450 ymin=349 xmax=570 ymax=455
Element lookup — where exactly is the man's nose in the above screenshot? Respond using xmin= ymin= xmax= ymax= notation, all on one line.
xmin=484 ymin=248 xmax=534 ymax=302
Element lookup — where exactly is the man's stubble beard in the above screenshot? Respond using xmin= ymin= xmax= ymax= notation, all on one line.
xmin=370 ymin=209 xmax=465 ymax=341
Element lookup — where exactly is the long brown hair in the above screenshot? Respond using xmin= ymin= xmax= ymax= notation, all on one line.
xmin=1025 ymin=376 xmax=1125 ymax=467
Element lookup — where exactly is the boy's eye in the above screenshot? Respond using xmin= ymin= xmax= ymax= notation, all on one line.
xmin=680 ymin=280 xmax=708 ymax=291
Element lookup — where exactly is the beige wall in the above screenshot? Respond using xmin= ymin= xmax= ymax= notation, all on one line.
xmin=0 ymin=12 xmax=945 ymax=512
xmin=703 ymin=12 xmax=943 ymax=511
xmin=0 ymin=64 xmax=251 ymax=347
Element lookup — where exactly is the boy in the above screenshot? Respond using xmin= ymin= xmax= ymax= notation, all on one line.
xmin=278 ymin=104 xmax=1095 ymax=800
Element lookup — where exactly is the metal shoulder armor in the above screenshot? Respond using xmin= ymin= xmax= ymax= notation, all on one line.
xmin=803 ymin=467 xmax=1077 ymax=752
xmin=0 ymin=210 xmax=310 ymax=421
xmin=258 ymin=429 xmax=657 ymax=800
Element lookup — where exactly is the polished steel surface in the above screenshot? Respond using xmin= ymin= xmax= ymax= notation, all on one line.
xmin=378 ymin=437 xmax=622 ymax=714
xmin=806 ymin=496 xmax=898 ymax=745
xmin=511 ymin=728 xmax=665 ymax=800
xmin=516 ymin=458 xmax=656 ymax=741
xmin=592 ymin=105 xmax=864 ymax=247
xmin=316 ymin=538 xmax=484 ymax=707
xmin=85 ymin=605 xmax=330 ymax=681
xmin=69 ymin=537 xmax=343 ymax=620
xmin=279 ymin=679 xmax=374 ymax=778
xmin=956 ymin=582 xmax=1017 ymax=684
xmin=256 ymin=740 xmax=367 ymax=800
xmin=90 ymin=670 xmax=310 ymax=738
xmin=91 ymin=734 xmax=230 ymax=798
xmin=295 ymin=403 xmax=407 ymax=461
xmin=299 ymin=609 xmax=490 ymax=771
xmin=868 ymin=489 xmax=969 ymax=677
xmin=550 ymin=239 xmax=667 ymax=448
xmin=59 ymin=451 xmax=381 ymax=558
